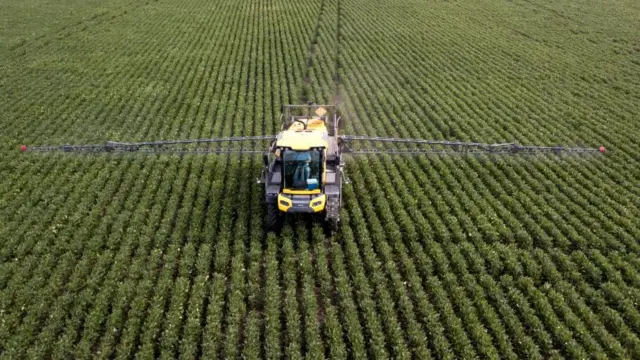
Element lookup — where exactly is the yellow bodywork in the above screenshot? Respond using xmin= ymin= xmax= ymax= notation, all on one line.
xmin=276 ymin=118 xmax=329 ymax=151
xmin=277 ymin=194 xmax=326 ymax=212
xmin=283 ymin=188 xmax=321 ymax=195
xmin=277 ymin=194 xmax=292 ymax=212
xmin=309 ymin=194 xmax=326 ymax=212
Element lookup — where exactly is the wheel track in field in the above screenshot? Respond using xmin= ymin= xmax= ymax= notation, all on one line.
xmin=324 ymin=88 xmax=398 ymax=360
xmin=263 ymin=0 xmax=340 ymax=356
xmin=302 ymin=0 xmax=378 ymax=356
xmin=293 ymin=0 xmax=352 ymax=355
xmin=2 ymin=0 xmax=638 ymax=357
xmin=289 ymin=0 xmax=335 ymax=354
xmin=300 ymin=0 xmax=326 ymax=102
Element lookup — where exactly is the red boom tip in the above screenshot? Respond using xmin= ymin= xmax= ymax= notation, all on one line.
xmin=20 ymin=145 xmax=27 ymax=152
xmin=599 ymin=146 xmax=606 ymax=153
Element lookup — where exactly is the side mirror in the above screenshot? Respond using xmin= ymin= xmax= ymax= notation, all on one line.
xmin=263 ymin=153 xmax=269 ymax=167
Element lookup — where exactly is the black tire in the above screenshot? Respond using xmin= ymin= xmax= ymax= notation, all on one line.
xmin=267 ymin=203 xmax=283 ymax=232
xmin=325 ymin=216 xmax=339 ymax=234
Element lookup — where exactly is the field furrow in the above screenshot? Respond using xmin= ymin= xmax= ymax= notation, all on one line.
xmin=1 ymin=0 xmax=638 ymax=358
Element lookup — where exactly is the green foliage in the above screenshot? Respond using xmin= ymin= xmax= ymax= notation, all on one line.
xmin=0 ymin=0 xmax=639 ymax=358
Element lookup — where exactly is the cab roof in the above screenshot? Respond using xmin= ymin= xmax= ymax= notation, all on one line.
xmin=276 ymin=119 xmax=328 ymax=150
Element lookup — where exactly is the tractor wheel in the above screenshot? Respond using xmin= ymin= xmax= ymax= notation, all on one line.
xmin=266 ymin=203 xmax=283 ymax=232
xmin=325 ymin=216 xmax=339 ymax=234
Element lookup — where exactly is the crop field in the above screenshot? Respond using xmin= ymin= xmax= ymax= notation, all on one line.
xmin=1 ymin=0 xmax=639 ymax=358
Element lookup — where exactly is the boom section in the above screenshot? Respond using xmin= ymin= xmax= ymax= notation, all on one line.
xmin=339 ymin=135 xmax=604 ymax=155
xmin=21 ymin=135 xmax=277 ymax=154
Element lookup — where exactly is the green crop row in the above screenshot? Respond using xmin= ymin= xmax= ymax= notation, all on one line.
xmin=1 ymin=0 xmax=639 ymax=358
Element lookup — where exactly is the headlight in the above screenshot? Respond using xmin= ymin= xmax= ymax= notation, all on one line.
xmin=280 ymin=200 xmax=289 ymax=206
xmin=312 ymin=200 xmax=322 ymax=207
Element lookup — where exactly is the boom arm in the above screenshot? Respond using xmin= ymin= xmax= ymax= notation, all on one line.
xmin=339 ymin=135 xmax=606 ymax=155
xmin=20 ymin=135 xmax=277 ymax=154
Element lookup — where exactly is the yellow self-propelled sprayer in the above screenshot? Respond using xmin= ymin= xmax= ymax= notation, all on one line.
xmin=20 ymin=102 xmax=606 ymax=232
